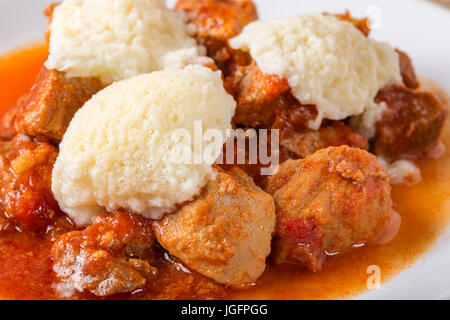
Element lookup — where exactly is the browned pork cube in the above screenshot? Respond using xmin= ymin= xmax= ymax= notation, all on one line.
xmin=15 ymin=66 xmax=103 ymax=144
xmin=149 ymin=256 xmax=227 ymax=299
xmin=217 ymin=129 xmax=296 ymax=187
xmin=44 ymin=3 xmax=59 ymax=42
xmin=51 ymin=211 xmax=157 ymax=297
xmin=0 ymin=212 xmax=13 ymax=233
xmin=227 ymin=62 xmax=317 ymax=129
xmin=177 ymin=0 xmax=257 ymax=41
xmin=227 ymin=61 xmax=291 ymax=127
xmin=374 ymin=85 xmax=446 ymax=160
xmin=154 ymin=167 xmax=275 ymax=287
xmin=279 ymin=122 xmax=369 ymax=159
xmin=176 ymin=0 xmax=257 ymax=72
xmin=266 ymin=146 xmax=394 ymax=272
xmin=396 ymin=49 xmax=420 ymax=89
xmin=0 ymin=134 xmax=60 ymax=231
xmin=332 ymin=11 xmax=371 ymax=36
xmin=0 ymin=105 xmax=19 ymax=140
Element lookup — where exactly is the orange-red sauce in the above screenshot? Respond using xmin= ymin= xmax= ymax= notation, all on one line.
xmin=0 ymin=44 xmax=48 ymax=118
xmin=0 ymin=44 xmax=449 ymax=300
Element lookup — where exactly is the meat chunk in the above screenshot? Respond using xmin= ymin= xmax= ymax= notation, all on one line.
xmin=217 ymin=129 xmax=296 ymax=187
xmin=44 ymin=3 xmax=59 ymax=42
xmin=51 ymin=211 xmax=157 ymax=297
xmin=0 ymin=134 xmax=60 ymax=231
xmin=153 ymin=167 xmax=275 ymax=287
xmin=279 ymin=122 xmax=369 ymax=158
xmin=217 ymin=122 xmax=368 ymax=189
xmin=144 ymin=252 xmax=227 ymax=300
xmin=266 ymin=146 xmax=394 ymax=271
xmin=15 ymin=66 xmax=103 ymax=144
xmin=230 ymin=62 xmax=290 ymax=106
xmin=331 ymin=11 xmax=370 ymax=36
xmin=0 ymin=105 xmax=18 ymax=140
xmin=228 ymin=61 xmax=290 ymax=127
xmin=177 ymin=0 xmax=257 ymax=41
xmin=176 ymin=0 xmax=257 ymax=73
xmin=397 ymin=49 xmax=419 ymax=89
xmin=374 ymin=85 xmax=446 ymax=160
xmin=228 ymin=62 xmax=317 ymax=129
xmin=0 ymin=212 xmax=13 ymax=233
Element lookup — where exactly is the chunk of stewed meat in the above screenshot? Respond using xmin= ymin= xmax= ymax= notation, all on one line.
xmin=44 ymin=3 xmax=59 ymax=42
xmin=0 ymin=212 xmax=13 ymax=233
xmin=226 ymin=61 xmax=290 ymax=103
xmin=145 ymin=252 xmax=227 ymax=300
xmin=177 ymin=0 xmax=257 ymax=41
xmin=217 ymin=128 xmax=296 ymax=186
xmin=51 ymin=211 xmax=156 ymax=297
xmin=227 ymin=62 xmax=290 ymax=126
xmin=279 ymin=122 xmax=369 ymax=159
xmin=266 ymin=146 xmax=394 ymax=271
xmin=153 ymin=167 xmax=275 ymax=287
xmin=331 ymin=11 xmax=371 ymax=36
xmin=374 ymin=85 xmax=446 ymax=160
xmin=0 ymin=134 xmax=60 ymax=231
xmin=0 ymin=105 xmax=18 ymax=140
xmin=14 ymin=66 xmax=103 ymax=144
xmin=396 ymin=49 xmax=419 ymax=89
xmin=228 ymin=62 xmax=317 ymax=129
xmin=217 ymin=122 xmax=367 ymax=187
xmin=176 ymin=0 xmax=257 ymax=73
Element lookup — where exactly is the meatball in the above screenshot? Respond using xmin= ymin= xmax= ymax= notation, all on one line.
xmin=15 ymin=66 xmax=103 ymax=144
xmin=0 ymin=134 xmax=60 ymax=231
xmin=51 ymin=211 xmax=157 ymax=297
xmin=266 ymin=146 xmax=394 ymax=271
xmin=374 ymin=85 xmax=446 ymax=160
xmin=153 ymin=167 xmax=275 ymax=287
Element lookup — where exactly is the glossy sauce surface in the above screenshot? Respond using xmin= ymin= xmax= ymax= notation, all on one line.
xmin=0 ymin=44 xmax=48 ymax=118
xmin=0 ymin=44 xmax=449 ymax=299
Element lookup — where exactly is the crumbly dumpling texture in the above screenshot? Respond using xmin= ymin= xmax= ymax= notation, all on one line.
xmin=52 ymin=65 xmax=236 ymax=226
xmin=230 ymin=14 xmax=401 ymax=132
xmin=154 ymin=167 xmax=276 ymax=287
xmin=45 ymin=0 xmax=204 ymax=84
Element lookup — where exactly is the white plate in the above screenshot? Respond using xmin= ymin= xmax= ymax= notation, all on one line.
xmin=1 ymin=0 xmax=449 ymax=299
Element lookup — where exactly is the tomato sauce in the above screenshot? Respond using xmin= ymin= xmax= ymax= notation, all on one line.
xmin=0 ymin=44 xmax=449 ymax=300
xmin=0 ymin=44 xmax=48 ymax=118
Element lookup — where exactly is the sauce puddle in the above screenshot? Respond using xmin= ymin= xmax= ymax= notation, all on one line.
xmin=0 ymin=44 xmax=449 ymax=299
xmin=0 ymin=44 xmax=48 ymax=118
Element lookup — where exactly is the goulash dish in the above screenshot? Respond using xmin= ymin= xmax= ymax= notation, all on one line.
xmin=0 ymin=0 xmax=449 ymax=299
